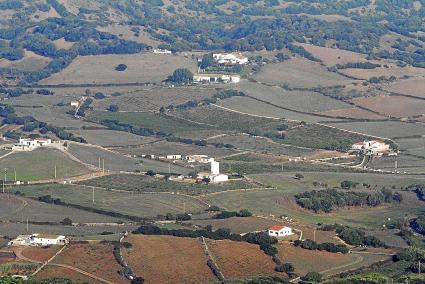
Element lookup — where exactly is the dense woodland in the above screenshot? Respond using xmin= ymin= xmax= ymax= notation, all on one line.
xmin=0 ymin=0 xmax=424 ymax=84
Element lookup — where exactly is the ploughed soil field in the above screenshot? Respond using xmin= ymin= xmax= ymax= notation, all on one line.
xmin=123 ymin=234 xmax=216 ymax=284
xmin=207 ymin=239 xmax=281 ymax=280
xmin=51 ymin=241 xmax=127 ymax=284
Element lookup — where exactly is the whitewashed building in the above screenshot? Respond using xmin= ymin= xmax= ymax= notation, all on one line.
xmin=268 ymin=225 xmax=293 ymax=237
xmin=185 ymin=155 xmax=211 ymax=164
xmin=213 ymin=53 xmax=248 ymax=65
xmin=8 ymin=234 xmax=69 ymax=246
xmin=198 ymin=158 xmax=228 ymax=183
xmin=12 ymin=138 xmax=52 ymax=151
xmin=153 ymin=48 xmax=172 ymax=54
xmin=351 ymin=140 xmax=390 ymax=155
xmin=193 ymin=74 xmax=240 ymax=84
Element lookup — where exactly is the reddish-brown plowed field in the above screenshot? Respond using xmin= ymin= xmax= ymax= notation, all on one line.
xmin=208 ymin=239 xmax=281 ymax=280
xmin=35 ymin=265 xmax=103 ymax=284
xmin=277 ymin=242 xmax=355 ymax=275
xmin=123 ymin=235 xmax=215 ymax=284
xmin=52 ymin=242 xmax=127 ymax=284
xmin=352 ymin=95 xmax=425 ymax=118
xmin=21 ymin=246 xmax=61 ymax=262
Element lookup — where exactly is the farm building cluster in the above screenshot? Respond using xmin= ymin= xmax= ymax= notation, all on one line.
xmin=12 ymin=138 xmax=52 ymax=151
xmin=8 ymin=234 xmax=69 ymax=247
xmin=351 ymin=140 xmax=394 ymax=156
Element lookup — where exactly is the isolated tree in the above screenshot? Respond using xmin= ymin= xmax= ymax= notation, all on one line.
xmin=302 ymin=272 xmax=322 ymax=283
xmin=108 ymin=104 xmax=119 ymax=112
xmin=115 ymin=64 xmax=127 ymax=71
xmin=61 ymin=217 xmax=73 ymax=226
xmin=167 ymin=68 xmax=193 ymax=83
xmin=275 ymin=262 xmax=295 ymax=273
xmin=146 ymin=170 xmax=156 ymax=176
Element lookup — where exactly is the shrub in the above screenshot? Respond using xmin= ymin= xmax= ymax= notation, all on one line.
xmin=60 ymin=217 xmax=73 ymax=226
xmin=115 ymin=64 xmax=127 ymax=71
xmin=302 ymin=272 xmax=322 ymax=283
xmin=275 ymin=262 xmax=294 ymax=273
xmin=108 ymin=104 xmax=119 ymax=112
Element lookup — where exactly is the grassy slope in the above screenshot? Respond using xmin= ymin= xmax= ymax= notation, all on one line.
xmin=0 ymin=148 xmax=90 ymax=181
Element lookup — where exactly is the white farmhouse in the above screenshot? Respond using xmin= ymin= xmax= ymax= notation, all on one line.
xmin=8 ymin=234 xmax=69 ymax=246
xmin=268 ymin=225 xmax=293 ymax=237
xmin=198 ymin=158 xmax=228 ymax=183
xmin=153 ymin=48 xmax=172 ymax=54
xmin=351 ymin=140 xmax=390 ymax=155
xmin=193 ymin=74 xmax=240 ymax=84
xmin=213 ymin=53 xmax=248 ymax=65
xmin=70 ymin=101 xmax=79 ymax=108
xmin=12 ymin=138 xmax=52 ymax=151
xmin=185 ymin=155 xmax=211 ymax=164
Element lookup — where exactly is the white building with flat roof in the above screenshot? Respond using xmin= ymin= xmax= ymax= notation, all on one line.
xmin=12 ymin=138 xmax=52 ymax=151
xmin=193 ymin=74 xmax=240 ymax=84
xmin=198 ymin=158 xmax=228 ymax=183
xmin=352 ymin=140 xmax=390 ymax=155
xmin=8 ymin=234 xmax=69 ymax=246
xmin=153 ymin=48 xmax=172 ymax=54
xmin=213 ymin=53 xmax=248 ymax=65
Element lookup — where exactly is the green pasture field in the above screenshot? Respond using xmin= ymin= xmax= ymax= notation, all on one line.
xmin=88 ymin=111 xmax=211 ymax=136
xmin=0 ymin=148 xmax=90 ymax=181
xmin=68 ymin=143 xmax=190 ymax=174
xmin=216 ymin=96 xmax=344 ymax=123
xmin=368 ymin=154 xmax=425 ymax=174
xmin=0 ymin=195 xmax=120 ymax=224
xmin=10 ymin=184 xmax=208 ymax=218
xmin=203 ymin=188 xmax=423 ymax=229
xmin=174 ymin=105 xmax=290 ymax=132
xmin=203 ymin=171 xmax=425 ymax=229
xmin=324 ymin=121 xmax=425 ymax=139
xmin=78 ymin=174 xmax=255 ymax=195
xmin=236 ymin=81 xmax=352 ymax=113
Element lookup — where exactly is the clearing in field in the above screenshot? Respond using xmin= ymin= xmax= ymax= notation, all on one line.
xmin=0 ymin=148 xmax=90 ymax=181
xmin=296 ymin=43 xmax=368 ymax=66
xmin=123 ymin=234 xmax=215 ymax=284
xmin=69 ymin=129 xmax=160 ymax=147
xmin=207 ymin=239 xmax=280 ymax=280
xmin=20 ymin=246 xmax=62 ymax=263
xmin=40 ymin=53 xmax=197 ymax=85
xmin=253 ymin=58 xmax=352 ymax=88
xmin=51 ymin=241 xmax=127 ymax=284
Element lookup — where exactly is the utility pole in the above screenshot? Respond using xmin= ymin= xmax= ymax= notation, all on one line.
xmin=54 ymin=165 xmax=57 ymax=179
xmin=14 ymin=168 xmax=16 ymax=182
xmin=168 ymin=163 xmax=171 ymax=175
xmin=26 ymin=218 xmax=29 ymax=233
xmin=395 ymin=160 xmax=398 ymax=170
xmin=98 ymin=157 xmax=101 ymax=169
xmin=92 ymin=187 xmax=95 ymax=204
xmin=102 ymin=159 xmax=105 ymax=175
xmin=313 ymin=229 xmax=316 ymax=242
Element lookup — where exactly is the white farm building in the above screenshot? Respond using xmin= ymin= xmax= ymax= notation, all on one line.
xmin=12 ymin=138 xmax=52 ymax=151
xmin=8 ymin=234 xmax=69 ymax=246
xmin=193 ymin=74 xmax=240 ymax=84
xmin=213 ymin=53 xmax=248 ymax=65
xmin=351 ymin=140 xmax=390 ymax=155
xmin=268 ymin=225 xmax=293 ymax=237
